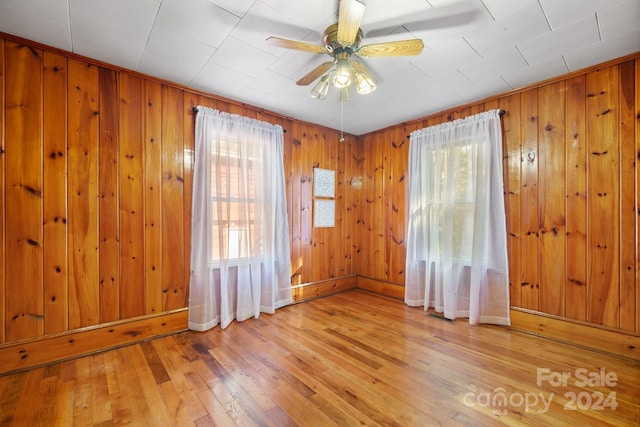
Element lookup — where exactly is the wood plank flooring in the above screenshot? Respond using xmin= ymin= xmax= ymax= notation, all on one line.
xmin=1 ymin=290 xmax=639 ymax=426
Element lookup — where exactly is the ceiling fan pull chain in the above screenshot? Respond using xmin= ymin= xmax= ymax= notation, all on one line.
xmin=340 ymin=99 xmax=345 ymax=142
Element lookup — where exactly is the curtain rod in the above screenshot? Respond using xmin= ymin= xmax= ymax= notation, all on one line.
xmin=192 ymin=107 xmax=504 ymax=138
xmin=405 ymin=109 xmax=506 ymax=140
xmin=192 ymin=107 xmax=286 ymax=133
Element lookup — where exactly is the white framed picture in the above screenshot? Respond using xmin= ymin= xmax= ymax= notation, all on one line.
xmin=314 ymin=199 xmax=335 ymax=228
xmin=313 ymin=168 xmax=335 ymax=198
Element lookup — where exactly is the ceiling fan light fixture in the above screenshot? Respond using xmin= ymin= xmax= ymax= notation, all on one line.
xmin=354 ymin=69 xmax=376 ymax=94
xmin=310 ymin=73 xmax=331 ymax=99
xmin=333 ymin=59 xmax=352 ymax=88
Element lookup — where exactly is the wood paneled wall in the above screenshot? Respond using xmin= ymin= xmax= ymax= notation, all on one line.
xmin=1 ymin=40 xmax=191 ymax=343
xmin=1 ymin=30 xmax=638 ymax=366
xmin=287 ymin=123 xmax=357 ymax=286
xmin=0 ymin=35 xmax=354 ymax=351
xmin=356 ymin=55 xmax=640 ymax=334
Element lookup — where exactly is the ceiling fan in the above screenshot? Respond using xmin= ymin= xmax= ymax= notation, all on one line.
xmin=265 ymin=0 xmax=425 ymax=101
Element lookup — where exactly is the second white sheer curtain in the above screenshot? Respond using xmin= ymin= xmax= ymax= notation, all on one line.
xmin=189 ymin=107 xmax=292 ymax=331
xmin=405 ymin=110 xmax=510 ymax=325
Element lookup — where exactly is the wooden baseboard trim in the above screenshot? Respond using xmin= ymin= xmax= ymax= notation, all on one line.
xmin=5 ymin=284 xmax=637 ymax=375
xmin=353 ymin=277 xmax=640 ymax=361
xmin=510 ymin=309 xmax=640 ymax=362
xmin=355 ymin=276 xmax=404 ymax=300
xmin=0 ymin=309 xmax=188 ymax=375
xmin=291 ymin=276 xmax=357 ymax=303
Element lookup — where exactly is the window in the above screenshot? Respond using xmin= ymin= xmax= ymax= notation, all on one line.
xmin=189 ymin=107 xmax=292 ymax=331
xmin=210 ymin=139 xmax=262 ymax=262
xmin=426 ymin=142 xmax=476 ymax=262
xmin=405 ymin=110 xmax=510 ymax=325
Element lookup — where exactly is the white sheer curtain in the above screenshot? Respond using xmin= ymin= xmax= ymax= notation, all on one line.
xmin=405 ymin=109 xmax=510 ymax=325
xmin=189 ymin=107 xmax=292 ymax=331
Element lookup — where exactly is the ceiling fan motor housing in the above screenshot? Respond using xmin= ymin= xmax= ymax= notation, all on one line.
xmin=323 ymin=23 xmax=362 ymax=55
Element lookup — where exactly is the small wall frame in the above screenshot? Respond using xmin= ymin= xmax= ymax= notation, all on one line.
xmin=313 ymin=168 xmax=335 ymax=198
xmin=314 ymin=199 xmax=335 ymax=228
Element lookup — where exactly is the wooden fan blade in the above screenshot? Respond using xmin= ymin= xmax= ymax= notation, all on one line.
xmin=357 ymin=39 xmax=424 ymax=57
xmin=351 ymin=61 xmax=378 ymax=84
xmin=337 ymin=0 xmax=366 ymax=46
xmin=296 ymin=61 xmax=334 ymax=86
xmin=265 ymin=36 xmax=326 ymax=54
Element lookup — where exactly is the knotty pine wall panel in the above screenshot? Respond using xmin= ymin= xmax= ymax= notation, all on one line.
xmin=289 ymin=121 xmax=304 ymax=285
xmin=341 ymin=137 xmax=357 ymax=277
xmin=303 ymin=123 xmax=319 ymax=280
xmin=98 ymin=67 xmax=120 ymax=323
xmin=160 ymin=85 xmax=186 ymax=311
xmin=619 ymin=60 xmax=636 ymax=332
xmin=119 ymin=73 xmax=146 ymax=319
xmin=299 ymin=122 xmax=315 ymax=282
xmin=4 ymin=42 xmax=44 ymax=341
xmin=386 ymin=126 xmax=412 ymax=285
xmin=520 ymin=89 xmax=541 ymax=311
xmin=355 ymin=131 xmax=374 ymax=277
xmin=355 ymin=56 xmax=640 ymax=334
xmin=500 ymin=94 xmax=523 ymax=309
xmin=67 ymin=58 xmax=100 ymax=330
xmin=538 ymin=81 xmax=566 ymax=317
xmin=144 ymin=81 xmax=163 ymax=315
xmin=372 ymin=133 xmax=386 ymax=280
xmin=586 ymin=67 xmax=620 ymax=328
xmin=350 ymin=132 xmax=365 ymax=276
xmin=43 ymin=52 xmax=69 ymax=334
xmin=564 ymin=75 xmax=588 ymax=322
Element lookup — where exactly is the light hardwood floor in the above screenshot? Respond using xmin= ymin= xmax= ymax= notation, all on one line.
xmin=0 ymin=290 xmax=638 ymax=426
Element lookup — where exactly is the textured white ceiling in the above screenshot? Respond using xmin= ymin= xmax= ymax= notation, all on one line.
xmin=0 ymin=0 xmax=638 ymax=135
